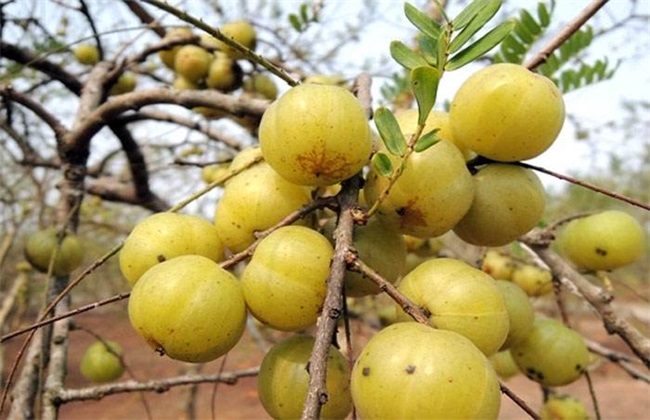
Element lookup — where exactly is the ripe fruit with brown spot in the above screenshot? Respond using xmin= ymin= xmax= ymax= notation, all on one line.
xmin=259 ymin=83 xmax=372 ymax=186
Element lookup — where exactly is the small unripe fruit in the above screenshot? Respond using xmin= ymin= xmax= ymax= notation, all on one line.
xmin=540 ymin=395 xmax=590 ymax=420
xmin=489 ymin=350 xmax=520 ymax=380
xmin=158 ymin=27 xmax=193 ymax=69
xmin=205 ymin=52 xmax=242 ymax=92
xmin=243 ymin=73 xmax=278 ymax=100
xmin=80 ymin=341 xmax=124 ymax=383
xmin=450 ymin=63 xmax=565 ymax=162
xmin=109 ymin=72 xmax=137 ymax=96
xmin=511 ymin=264 xmax=553 ymax=297
xmin=481 ymin=250 xmax=516 ymax=280
xmin=24 ymin=228 xmax=83 ymax=276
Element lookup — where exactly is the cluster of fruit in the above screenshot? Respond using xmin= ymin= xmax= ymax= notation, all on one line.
xmin=24 ymin=57 xmax=645 ymax=417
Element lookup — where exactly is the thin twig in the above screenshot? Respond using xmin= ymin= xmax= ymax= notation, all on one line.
xmin=517 ymin=162 xmax=650 ymax=211
xmin=525 ymin=0 xmax=610 ymax=71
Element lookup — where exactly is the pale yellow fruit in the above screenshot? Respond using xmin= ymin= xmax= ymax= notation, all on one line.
xmin=174 ymin=45 xmax=211 ymax=82
xmin=214 ymin=20 xmax=256 ymax=59
xmin=205 ymin=52 xmax=242 ymax=92
xmin=214 ymin=162 xmax=312 ymax=253
xmin=73 ymin=44 xmax=99 ymax=65
xmin=173 ymin=75 xmax=199 ymax=91
xmin=259 ymin=84 xmax=372 ymax=186
xmin=364 ymin=140 xmax=474 ymax=239
xmin=396 ymin=258 xmax=509 ymax=356
xmin=304 ymin=74 xmax=347 ymax=87
xmin=481 ymin=250 xmax=515 ymax=280
xmin=24 ymin=228 xmax=83 ymax=276
xmin=128 ymin=255 xmax=246 ymax=363
xmin=258 ymin=335 xmax=352 ymax=419
xmin=495 ymin=280 xmax=535 ymax=349
xmin=351 ymin=323 xmax=501 ymax=419
xmin=453 ymin=163 xmax=545 ymax=246
xmin=241 ymin=226 xmax=333 ymax=331
xmin=201 ymin=163 xmax=230 ymax=184
xmin=511 ymin=264 xmax=553 ymax=297
xmin=158 ymin=27 xmax=193 ymax=69
xmin=558 ymin=210 xmax=646 ymax=271
xmin=119 ymin=213 xmax=224 ymax=287
xmin=450 ymin=63 xmax=565 ymax=162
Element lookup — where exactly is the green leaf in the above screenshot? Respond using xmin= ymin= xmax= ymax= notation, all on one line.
xmin=390 ymin=41 xmax=429 ymax=69
xmin=447 ymin=19 xmax=515 ymax=70
xmin=288 ymin=14 xmax=302 ymax=32
xmin=374 ymin=107 xmax=407 ymax=156
xmin=502 ymin=34 xmax=527 ymax=54
xmin=537 ymin=2 xmax=551 ymax=27
xmin=300 ymin=3 xmax=309 ymax=23
xmin=414 ymin=129 xmax=440 ymax=152
xmin=437 ymin=26 xmax=451 ymax=71
xmin=418 ymin=36 xmax=438 ymax=67
xmin=372 ymin=152 xmax=394 ymax=177
xmin=410 ymin=66 xmax=440 ymax=125
xmin=449 ymin=0 xmax=501 ymax=54
xmin=520 ymin=9 xmax=541 ymax=36
xmin=513 ymin=20 xmax=534 ymax=44
xmin=453 ymin=0 xmax=501 ymax=30
xmin=404 ymin=3 xmax=441 ymax=40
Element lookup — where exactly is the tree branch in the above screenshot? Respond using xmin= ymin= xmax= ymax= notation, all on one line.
xmin=525 ymin=0 xmax=610 ymax=71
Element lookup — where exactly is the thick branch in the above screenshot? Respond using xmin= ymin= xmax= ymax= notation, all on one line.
xmin=0 ymin=85 xmax=68 ymax=142
xmin=122 ymin=0 xmax=166 ymax=37
xmin=302 ymin=176 xmax=361 ymax=420
xmin=521 ymin=231 xmax=650 ymax=368
xmin=86 ymin=176 xmax=168 ymax=212
xmin=53 ymin=368 xmax=259 ymax=403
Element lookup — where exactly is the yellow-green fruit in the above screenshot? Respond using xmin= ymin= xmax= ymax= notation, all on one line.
xmin=258 ymin=335 xmax=352 ymax=419
xmin=450 ymin=63 xmax=565 ymax=162
xmin=481 ymin=250 xmax=515 ymax=280
xmin=109 ymin=72 xmax=137 ymax=95
xmin=24 ymin=228 xmax=83 ymax=276
xmin=80 ymin=340 xmax=124 ymax=383
xmin=205 ymin=52 xmax=242 ymax=92
xmin=241 ymin=226 xmax=333 ymax=331
xmin=119 ymin=213 xmax=224 ymax=287
xmin=259 ymin=84 xmax=372 ymax=186
xmin=453 ymin=164 xmax=545 ymax=246
xmin=495 ymin=280 xmax=535 ymax=349
xmin=73 ymin=44 xmax=99 ymax=65
xmin=364 ymin=137 xmax=474 ymax=238
xmin=396 ymin=258 xmax=509 ymax=356
xmin=173 ymin=75 xmax=199 ymax=91
xmin=540 ymin=395 xmax=590 ymax=420
xmin=558 ymin=210 xmax=646 ymax=271
xmin=201 ymin=163 xmax=230 ymax=184
xmin=489 ymin=350 xmax=520 ymax=380
xmin=243 ymin=73 xmax=278 ymax=100
xmin=214 ymin=162 xmax=312 ymax=253
xmin=174 ymin=45 xmax=212 ymax=82
xmin=128 ymin=255 xmax=246 ymax=363
xmin=159 ymin=27 xmax=193 ymax=69
xmin=511 ymin=264 xmax=553 ymax=297
xmin=511 ymin=318 xmax=589 ymax=387
xmin=351 ymin=323 xmax=501 ymax=419
xmin=214 ymin=20 xmax=257 ymax=59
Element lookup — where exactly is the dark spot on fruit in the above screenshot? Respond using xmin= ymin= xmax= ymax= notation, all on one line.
xmin=525 ymin=367 xmax=544 ymax=381
xmin=157 ymin=254 xmax=166 ymax=262
xmin=405 ymin=365 xmax=416 ymax=374
xmin=595 ymin=247 xmax=607 ymax=256
xmin=396 ymin=207 xmax=406 ymax=216
xmin=362 ymin=367 xmax=371 ymax=376
xmin=576 ymin=364 xmax=584 ymax=372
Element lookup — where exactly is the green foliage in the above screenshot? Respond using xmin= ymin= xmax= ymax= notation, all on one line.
xmin=371 ymin=152 xmax=393 ymax=177
xmin=410 ymin=66 xmax=439 ymax=124
xmin=288 ymin=3 xmax=318 ymax=32
xmin=493 ymin=2 xmax=554 ymax=64
xmin=375 ymin=107 xmax=407 ymax=156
